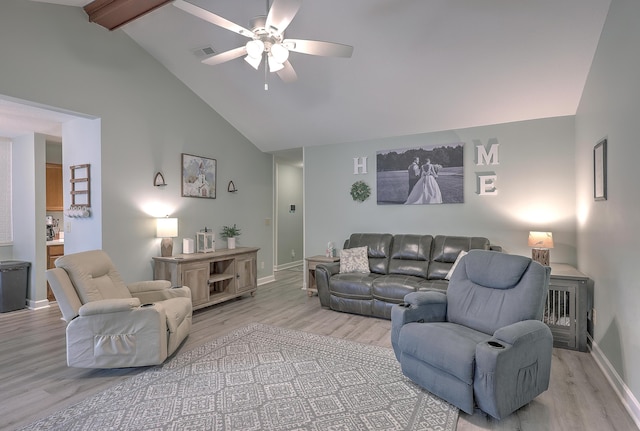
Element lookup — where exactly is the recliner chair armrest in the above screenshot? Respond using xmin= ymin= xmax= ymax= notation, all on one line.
xmin=493 ymin=319 xmax=551 ymax=346
xmin=78 ymin=298 xmax=141 ymax=317
xmin=315 ymin=263 xmax=340 ymax=307
xmin=392 ymin=291 xmax=447 ymax=324
xmin=127 ymin=280 xmax=172 ymax=293
xmin=474 ymin=320 xmax=553 ymax=419
xmin=130 ymin=286 xmax=192 ymax=303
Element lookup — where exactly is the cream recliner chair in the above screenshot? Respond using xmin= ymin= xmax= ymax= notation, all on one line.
xmin=46 ymin=250 xmax=192 ymax=368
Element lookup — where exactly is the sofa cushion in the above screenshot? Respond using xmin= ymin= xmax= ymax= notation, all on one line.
xmin=428 ymin=236 xmax=491 ymax=280
xmin=416 ymin=279 xmax=449 ymax=291
xmin=329 ymin=273 xmax=379 ymax=300
xmin=340 ymin=246 xmax=370 ymax=273
xmin=371 ymin=275 xmax=423 ymax=303
xmin=388 ymin=234 xmax=433 ymax=278
xmin=345 ymin=233 xmax=393 ymax=274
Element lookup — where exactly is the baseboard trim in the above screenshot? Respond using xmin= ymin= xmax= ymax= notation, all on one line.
xmin=257 ymin=275 xmax=275 ymax=286
xmin=274 ymin=260 xmax=303 ymax=271
xmin=589 ymin=335 xmax=640 ymax=429
xmin=27 ymin=299 xmax=51 ymax=310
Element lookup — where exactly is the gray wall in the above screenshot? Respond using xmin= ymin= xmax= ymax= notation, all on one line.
xmin=0 ymin=1 xmax=273 ymax=293
xmin=305 ymin=116 xmax=577 ymax=263
xmin=276 ymin=163 xmax=303 ymax=268
xmin=575 ymin=0 xmax=640 ymax=411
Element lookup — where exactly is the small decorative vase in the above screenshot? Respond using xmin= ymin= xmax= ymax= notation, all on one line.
xmin=227 ymin=237 xmax=236 ymax=249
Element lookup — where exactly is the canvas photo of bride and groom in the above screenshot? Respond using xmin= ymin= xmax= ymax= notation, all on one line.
xmin=376 ymin=143 xmax=464 ymax=205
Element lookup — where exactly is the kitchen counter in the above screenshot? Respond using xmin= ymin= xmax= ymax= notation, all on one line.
xmin=46 ymin=239 xmax=64 ymax=246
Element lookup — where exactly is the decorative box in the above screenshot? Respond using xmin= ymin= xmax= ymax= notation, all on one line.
xmin=196 ymin=231 xmax=215 ymax=253
xmin=182 ymin=238 xmax=194 ymax=254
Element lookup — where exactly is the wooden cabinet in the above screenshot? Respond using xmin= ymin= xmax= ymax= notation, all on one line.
xmin=153 ymin=247 xmax=259 ymax=311
xmin=46 ymin=163 xmax=63 ymax=211
xmin=46 ymin=243 xmax=64 ymax=302
xmin=546 ymin=264 xmax=591 ymax=352
xmin=181 ymin=262 xmax=209 ymax=307
xmin=235 ymin=254 xmax=257 ymax=294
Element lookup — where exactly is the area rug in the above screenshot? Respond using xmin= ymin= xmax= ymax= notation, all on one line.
xmin=21 ymin=323 xmax=458 ymax=430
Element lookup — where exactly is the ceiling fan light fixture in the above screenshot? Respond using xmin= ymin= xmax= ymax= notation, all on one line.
xmin=244 ymin=54 xmax=262 ymax=70
xmin=270 ymin=43 xmax=289 ymax=63
xmin=268 ymin=55 xmax=285 ymax=72
xmin=245 ymin=39 xmax=265 ymax=58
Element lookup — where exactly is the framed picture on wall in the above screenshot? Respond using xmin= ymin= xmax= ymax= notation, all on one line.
xmin=376 ymin=143 xmax=464 ymax=205
xmin=181 ymin=153 xmax=216 ymax=199
xmin=594 ymin=139 xmax=607 ymax=201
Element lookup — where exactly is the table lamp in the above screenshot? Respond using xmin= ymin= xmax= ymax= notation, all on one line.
xmin=528 ymin=231 xmax=553 ymax=266
xmin=157 ymin=217 xmax=178 ymax=257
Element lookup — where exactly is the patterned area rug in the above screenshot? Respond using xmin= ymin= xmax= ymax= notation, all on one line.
xmin=21 ymin=323 xmax=458 ymax=430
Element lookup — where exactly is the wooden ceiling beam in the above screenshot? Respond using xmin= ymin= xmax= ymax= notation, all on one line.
xmin=84 ymin=0 xmax=171 ymax=31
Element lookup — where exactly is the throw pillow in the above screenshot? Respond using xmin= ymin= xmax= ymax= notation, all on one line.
xmin=445 ymin=250 xmax=468 ymax=280
xmin=340 ymin=246 xmax=370 ymax=274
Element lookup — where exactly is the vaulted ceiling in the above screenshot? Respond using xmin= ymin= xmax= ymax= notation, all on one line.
xmin=23 ymin=0 xmax=611 ymax=154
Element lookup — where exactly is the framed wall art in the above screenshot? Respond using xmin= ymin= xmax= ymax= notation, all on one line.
xmin=593 ymin=138 xmax=607 ymax=201
xmin=181 ymin=153 xmax=216 ymax=199
xmin=376 ymin=143 xmax=464 ymax=205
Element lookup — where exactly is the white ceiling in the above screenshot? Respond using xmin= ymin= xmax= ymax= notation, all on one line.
xmin=19 ymin=0 xmax=611 ymax=155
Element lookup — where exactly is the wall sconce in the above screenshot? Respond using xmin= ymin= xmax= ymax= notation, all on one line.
xmin=156 ymin=217 xmax=178 ymax=257
xmin=227 ymin=181 xmax=238 ymax=193
xmin=154 ymin=172 xmax=167 ymax=187
xmin=528 ymin=231 xmax=554 ymax=266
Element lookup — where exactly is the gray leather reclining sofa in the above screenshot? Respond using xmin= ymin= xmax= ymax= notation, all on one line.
xmin=315 ymin=233 xmax=501 ymax=319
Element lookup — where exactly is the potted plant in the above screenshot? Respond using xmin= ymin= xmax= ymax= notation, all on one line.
xmin=221 ymin=224 xmax=241 ymax=249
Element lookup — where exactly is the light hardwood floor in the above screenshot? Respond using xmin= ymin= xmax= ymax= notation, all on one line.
xmin=0 ymin=268 xmax=637 ymax=430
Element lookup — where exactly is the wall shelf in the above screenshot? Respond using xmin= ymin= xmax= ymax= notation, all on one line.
xmin=70 ymin=164 xmax=91 ymax=207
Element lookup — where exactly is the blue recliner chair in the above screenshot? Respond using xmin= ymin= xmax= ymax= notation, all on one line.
xmin=391 ymin=250 xmax=552 ymax=419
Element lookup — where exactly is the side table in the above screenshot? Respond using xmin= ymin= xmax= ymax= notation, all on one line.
xmin=546 ymin=263 xmax=591 ymax=352
xmin=305 ymin=255 xmax=339 ymax=296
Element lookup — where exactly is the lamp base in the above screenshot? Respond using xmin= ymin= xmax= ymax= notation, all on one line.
xmin=531 ymin=248 xmax=550 ymax=266
xmin=160 ymin=238 xmax=174 ymax=257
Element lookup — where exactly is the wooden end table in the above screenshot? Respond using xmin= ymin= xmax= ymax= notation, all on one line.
xmin=305 ymin=255 xmax=339 ymax=296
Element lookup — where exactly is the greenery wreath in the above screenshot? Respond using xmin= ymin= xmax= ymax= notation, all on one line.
xmin=350 ymin=180 xmax=371 ymax=202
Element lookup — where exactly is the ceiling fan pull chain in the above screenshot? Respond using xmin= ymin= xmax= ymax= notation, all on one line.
xmin=264 ymin=52 xmax=269 ymax=90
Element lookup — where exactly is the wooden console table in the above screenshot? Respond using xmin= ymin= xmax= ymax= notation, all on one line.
xmin=546 ymin=263 xmax=591 ymax=352
xmin=305 ymin=255 xmax=339 ymax=296
xmin=153 ymin=247 xmax=259 ymax=311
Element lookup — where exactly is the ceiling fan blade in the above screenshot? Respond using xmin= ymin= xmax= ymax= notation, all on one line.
xmin=265 ymin=0 xmax=302 ymax=35
xmin=276 ymin=60 xmax=298 ymax=83
xmin=201 ymin=46 xmax=247 ymax=66
xmin=173 ymin=0 xmax=253 ymax=38
xmin=283 ymin=39 xmax=354 ymax=58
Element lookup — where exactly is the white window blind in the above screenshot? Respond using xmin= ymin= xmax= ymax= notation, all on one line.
xmin=0 ymin=140 xmax=12 ymax=244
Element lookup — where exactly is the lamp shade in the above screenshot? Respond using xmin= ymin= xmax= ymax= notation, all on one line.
xmin=270 ymin=43 xmax=289 ymax=63
xmin=267 ymin=55 xmax=284 ymax=72
xmin=245 ymin=39 xmax=265 ymax=58
xmin=528 ymin=231 xmax=554 ymax=248
xmin=156 ymin=218 xmax=178 ymax=238
xmin=244 ymin=54 xmax=262 ymax=70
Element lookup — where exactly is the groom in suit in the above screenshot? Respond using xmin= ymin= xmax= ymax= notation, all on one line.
xmin=407 ymin=157 xmax=421 ymax=195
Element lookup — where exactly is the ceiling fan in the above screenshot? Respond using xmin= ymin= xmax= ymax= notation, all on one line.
xmin=173 ymin=0 xmax=353 ymax=88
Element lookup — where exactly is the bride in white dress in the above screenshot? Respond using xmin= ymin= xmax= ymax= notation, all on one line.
xmin=404 ymin=159 xmax=443 ymax=204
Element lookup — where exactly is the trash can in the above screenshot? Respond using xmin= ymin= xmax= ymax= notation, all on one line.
xmin=0 ymin=261 xmax=31 ymax=312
